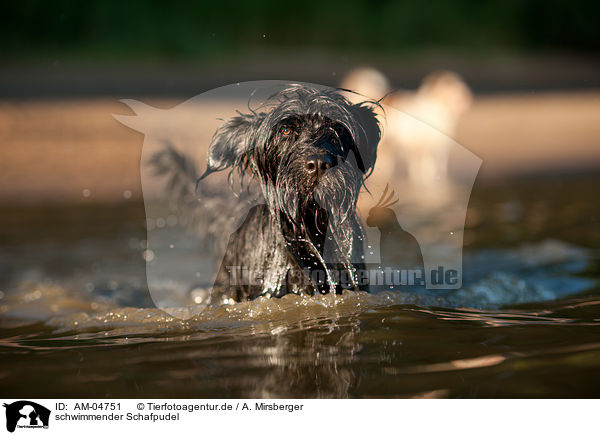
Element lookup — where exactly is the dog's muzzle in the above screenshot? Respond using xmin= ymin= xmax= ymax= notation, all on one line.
xmin=305 ymin=133 xmax=348 ymax=180
xmin=305 ymin=153 xmax=336 ymax=179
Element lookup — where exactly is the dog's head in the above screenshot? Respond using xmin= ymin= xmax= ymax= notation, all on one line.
xmin=200 ymin=85 xmax=380 ymax=223
xmin=199 ymin=85 xmax=381 ymax=292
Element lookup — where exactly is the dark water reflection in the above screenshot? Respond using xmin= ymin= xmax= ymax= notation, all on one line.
xmin=0 ymin=175 xmax=599 ymax=398
xmin=2 ymin=300 xmax=600 ymax=398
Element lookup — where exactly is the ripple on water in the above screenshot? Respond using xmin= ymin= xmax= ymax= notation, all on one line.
xmin=0 ymin=239 xmax=596 ymax=343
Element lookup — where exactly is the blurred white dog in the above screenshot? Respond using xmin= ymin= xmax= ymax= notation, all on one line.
xmin=340 ymin=68 xmax=472 ymax=189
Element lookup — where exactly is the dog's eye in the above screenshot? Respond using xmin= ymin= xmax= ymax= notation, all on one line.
xmin=281 ymin=126 xmax=293 ymax=136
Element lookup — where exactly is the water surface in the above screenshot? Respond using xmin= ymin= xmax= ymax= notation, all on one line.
xmin=1 ymin=175 xmax=599 ymax=398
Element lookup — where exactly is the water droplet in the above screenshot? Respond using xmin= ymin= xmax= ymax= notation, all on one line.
xmin=143 ymin=249 xmax=155 ymax=262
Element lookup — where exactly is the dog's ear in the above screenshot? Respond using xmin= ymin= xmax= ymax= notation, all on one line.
xmin=336 ymin=124 xmax=366 ymax=173
xmin=348 ymin=103 xmax=381 ymax=176
xmin=199 ymin=112 xmax=266 ymax=181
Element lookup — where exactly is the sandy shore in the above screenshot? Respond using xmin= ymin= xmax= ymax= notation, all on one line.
xmin=0 ymin=91 xmax=598 ymax=204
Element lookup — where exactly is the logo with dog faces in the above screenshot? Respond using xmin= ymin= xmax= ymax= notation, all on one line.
xmin=3 ymin=401 xmax=50 ymax=432
xmin=115 ymin=80 xmax=481 ymax=317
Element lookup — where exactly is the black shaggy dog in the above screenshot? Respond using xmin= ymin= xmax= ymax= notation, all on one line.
xmin=152 ymin=85 xmax=381 ymax=303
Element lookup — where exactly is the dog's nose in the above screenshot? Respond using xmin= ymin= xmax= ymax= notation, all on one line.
xmin=305 ymin=154 xmax=334 ymax=178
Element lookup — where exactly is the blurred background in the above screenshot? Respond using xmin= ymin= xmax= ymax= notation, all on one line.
xmin=1 ymin=0 xmax=600 ymax=399
xmin=1 ymin=0 xmax=599 ymax=200
xmin=1 ymin=0 xmax=599 ymax=292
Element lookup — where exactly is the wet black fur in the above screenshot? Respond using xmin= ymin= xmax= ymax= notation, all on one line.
xmin=154 ymin=85 xmax=381 ymax=303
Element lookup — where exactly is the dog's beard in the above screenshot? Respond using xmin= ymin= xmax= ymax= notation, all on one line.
xmin=313 ymin=163 xmax=363 ymax=265
xmin=274 ymin=160 xmax=363 ymax=266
